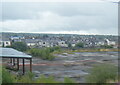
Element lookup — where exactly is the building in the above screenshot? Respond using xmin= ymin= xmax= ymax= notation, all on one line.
xmin=0 ymin=38 xmax=11 ymax=47
xmin=10 ymin=36 xmax=25 ymax=42
xmin=104 ymin=39 xmax=116 ymax=45
xmin=25 ymin=39 xmax=37 ymax=47
xmin=38 ymin=41 xmax=50 ymax=47
xmin=58 ymin=41 xmax=68 ymax=47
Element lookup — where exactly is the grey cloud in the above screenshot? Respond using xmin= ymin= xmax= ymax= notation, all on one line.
xmin=1 ymin=2 xmax=118 ymax=35
xmin=2 ymin=2 xmax=117 ymax=20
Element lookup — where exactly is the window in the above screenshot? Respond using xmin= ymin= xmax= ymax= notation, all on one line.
xmin=6 ymin=42 xmax=8 ymax=44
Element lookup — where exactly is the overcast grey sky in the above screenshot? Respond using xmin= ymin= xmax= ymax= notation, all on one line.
xmin=0 ymin=0 xmax=118 ymax=35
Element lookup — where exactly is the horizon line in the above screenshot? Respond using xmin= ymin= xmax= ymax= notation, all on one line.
xmin=0 ymin=31 xmax=118 ymax=36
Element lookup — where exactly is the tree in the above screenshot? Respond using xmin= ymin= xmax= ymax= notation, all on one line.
xmin=68 ymin=43 xmax=72 ymax=48
xmin=11 ymin=42 xmax=28 ymax=51
xmin=75 ymin=42 xmax=84 ymax=48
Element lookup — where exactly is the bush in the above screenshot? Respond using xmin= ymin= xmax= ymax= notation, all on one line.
xmin=85 ymin=64 xmax=118 ymax=83
xmin=75 ymin=42 xmax=84 ymax=48
xmin=49 ymin=46 xmax=61 ymax=53
xmin=11 ymin=42 xmax=28 ymax=51
xmin=2 ymin=68 xmax=77 ymax=83
xmin=2 ymin=68 xmax=15 ymax=83
xmin=17 ymin=72 xmax=34 ymax=83
xmin=28 ymin=47 xmax=57 ymax=60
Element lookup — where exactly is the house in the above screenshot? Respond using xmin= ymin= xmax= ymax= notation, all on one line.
xmin=104 ymin=39 xmax=116 ymax=45
xmin=10 ymin=36 xmax=25 ymax=42
xmin=38 ymin=40 xmax=50 ymax=47
xmin=25 ymin=39 xmax=51 ymax=48
xmin=0 ymin=38 xmax=11 ymax=47
xmin=25 ymin=39 xmax=37 ymax=47
xmin=71 ymin=43 xmax=76 ymax=47
xmin=58 ymin=41 xmax=68 ymax=47
xmin=70 ymin=41 xmax=77 ymax=47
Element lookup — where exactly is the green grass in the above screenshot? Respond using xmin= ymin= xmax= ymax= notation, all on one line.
xmin=85 ymin=63 xmax=118 ymax=83
xmin=2 ymin=68 xmax=77 ymax=83
xmin=61 ymin=48 xmax=119 ymax=53
xmin=35 ymin=75 xmax=60 ymax=83
xmin=2 ymin=68 xmax=16 ymax=83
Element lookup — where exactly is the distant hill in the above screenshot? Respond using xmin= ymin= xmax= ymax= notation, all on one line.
xmin=0 ymin=32 xmax=118 ymax=40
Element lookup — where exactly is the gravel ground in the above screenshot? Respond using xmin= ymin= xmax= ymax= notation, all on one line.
xmin=2 ymin=51 xmax=118 ymax=83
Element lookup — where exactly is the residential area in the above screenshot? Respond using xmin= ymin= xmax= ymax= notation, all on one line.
xmin=0 ymin=32 xmax=118 ymax=49
xmin=0 ymin=33 xmax=119 ymax=83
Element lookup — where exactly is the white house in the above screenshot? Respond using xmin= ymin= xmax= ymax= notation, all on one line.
xmin=25 ymin=39 xmax=37 ymax=47
xmin=3 ymin=41 xmax=11 ymax=47
xmin=104 ymin=39 xmax=116 ymax=45
xmin=58 ymin=41 xmax=68 ymax=47
xmin=0 ymin=38 xmax=11 ymax=47
xmin=71 ymin=43 xmax=76 ymax=47
xmin=38 ymin=41 xmax=50 ymax=47
xmin=97 ymin=41 xmax=105 ymax=46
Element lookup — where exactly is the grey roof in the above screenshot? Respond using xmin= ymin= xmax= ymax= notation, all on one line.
xmin=25 ymin=39 xmax=41 ymax=43
xmin=0 ymin=48 xmax=32 ymax=58
xmin=0 ymin=38 xmax=10 ymax=41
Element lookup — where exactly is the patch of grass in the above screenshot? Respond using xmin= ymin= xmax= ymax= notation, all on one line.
xmin=70 ymin=48 xmax=119 ymax=52
xmin=17 ymin=72 xmax=34 ymax=83
xmin=64 ymin=77 xmax=76 ymax=83
xmin=85 ymin=63 xmax=118 ymax=83
xmin=2 ymin=68 xmax=16 ymax=83
xmin=2 ymin=69 xmax=77 ymax=83
xmin=35 ymin=75 xmax=60 ymax=83
xmin=2 ymin=67 xmax=78 ymax=83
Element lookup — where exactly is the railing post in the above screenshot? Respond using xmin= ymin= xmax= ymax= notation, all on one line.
xmin=23 ymin=59 xmax=25 ymax=75
xmin=17 ymin=58 xmax=19 ymax=70
xmin=13 ymin=58 xmax=15 ymax=66
xmin=10 ymin=58 xmax=12 ymax=63
xmin=30 ymin=58 xmax=32 ymax=72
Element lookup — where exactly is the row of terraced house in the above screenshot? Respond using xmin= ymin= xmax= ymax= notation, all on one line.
xmin=0 ymin=36 xmax=118 ymax=48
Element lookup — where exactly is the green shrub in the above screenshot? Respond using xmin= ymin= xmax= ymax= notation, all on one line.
xmin=35 ymin=75 xmax=76 ymax=83
xmin=28 ymin=47 xmax=58 ymax=60
xmin=17 ymin=72 xmax=34 ymax=83
xmin=75 ymin=42 xmax=84 ymax=48
xmin=2 ymin=68 xmax=15 ymax=83
xmin=85 ymin=64 xmax=118 ymax=83
xmin=2 ymin=68 xmax=77 ymax=83
xmin=49 ymin=46 xmax=61 ymax=53
xmin=11 ymin=42 xmax=28 ymax=51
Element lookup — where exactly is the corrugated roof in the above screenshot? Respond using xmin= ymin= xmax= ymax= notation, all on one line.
xmin=0 ymin=48 xmax=32 ymax=58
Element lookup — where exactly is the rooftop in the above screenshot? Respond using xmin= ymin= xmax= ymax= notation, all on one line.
xmin=0 ymin=48 xmax=32 ymax=58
